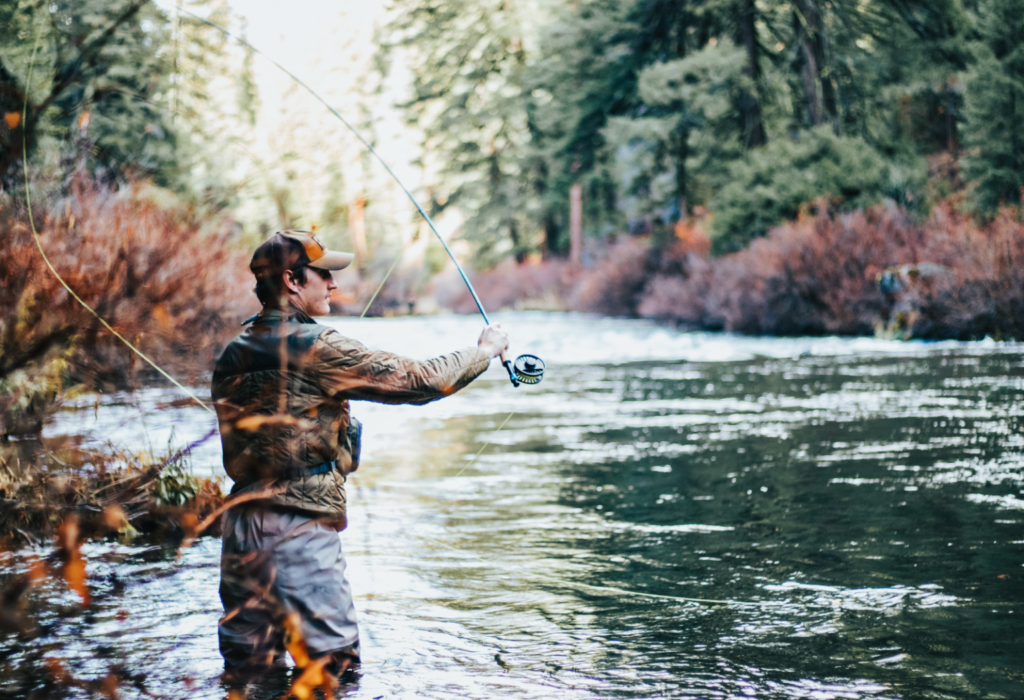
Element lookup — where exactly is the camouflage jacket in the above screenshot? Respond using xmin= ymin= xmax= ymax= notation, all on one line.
xmin=211 ymin=307 xmax=491 ymax=528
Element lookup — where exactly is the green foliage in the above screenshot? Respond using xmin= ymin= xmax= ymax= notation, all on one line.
xmin=0 ymin=0 xmax=257 ymax=208
xmin=383 ymin=0 xmax=998 ymax=263
xmin=526 ymin=0 xmax=638 ymax=248
xmin=961 ymin=0 xmax=1024 ymax=213
xmin=709 ymin=128 xmax=921 ymax=253
xmin=382 ymin=0 xmax=540 ymax=265
xmin=0 ymin=0 xmax=179 ymax=185
xmin=603 ymin=39 xmax=749 ymax=220
xmin=234 ymin=19 xmax=260 ymax=128
xmin=152 ymin=461 xmax=200 ymax=507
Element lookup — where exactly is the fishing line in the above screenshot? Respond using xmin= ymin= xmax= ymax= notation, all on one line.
xmin=451 ymin=411 xmax=515 ymax=479
xmin=17 ymin=9 xmax=792 ymax=641
xmin=20 ymin=34 xmax=213 ymax=416
xmin=42 ymin=6 xmax=763 ymax=613
xmin=176 ymin=7 xmax=542 ymax=388
xmin=359 ymin=255 xmax=402 ymax=320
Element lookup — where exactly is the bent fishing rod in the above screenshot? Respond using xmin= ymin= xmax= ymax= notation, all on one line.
xmin=180 ymin=9 xmax=544 ymax=388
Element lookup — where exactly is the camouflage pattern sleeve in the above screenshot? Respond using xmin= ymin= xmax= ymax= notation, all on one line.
xmin=315 ymin=330 xmax=491 ymax=404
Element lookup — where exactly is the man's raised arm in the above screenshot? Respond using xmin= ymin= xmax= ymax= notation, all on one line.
xmin=315 ymin=325 xmax=509 ymax=404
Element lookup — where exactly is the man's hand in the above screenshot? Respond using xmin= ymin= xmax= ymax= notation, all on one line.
xmin=477 ymin=324 xmax=510 ymax=359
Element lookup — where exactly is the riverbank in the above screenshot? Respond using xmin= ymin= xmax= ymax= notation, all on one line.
xmin=0 ymin=434 xmax=225 ymax=547
xmin=439 ymin=199 xmax=1024 ymax=341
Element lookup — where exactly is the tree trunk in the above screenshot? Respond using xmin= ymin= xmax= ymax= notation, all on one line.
xmin=676 ymin=133 xmax=689 ymax=219
xmin=569 ymin=182 xmax=583 ymax=266
xmin=736 ymin=0 xmax=765 ymax=148
xmin=794 ymin=5 xmax=821 ymax=126
xmin=795 ymin=0 xmax=836 ymax=127
xmin=675 ymin=7 xmax=689 ymax=217
xmin=509 ymin=219 xmax=526 ymax=264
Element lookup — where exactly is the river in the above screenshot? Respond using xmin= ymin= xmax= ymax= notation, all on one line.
xmin=4 ymin=311 xmax=1023 ymax=699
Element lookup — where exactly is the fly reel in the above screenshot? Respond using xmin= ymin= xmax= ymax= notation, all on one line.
xmin=513 ymin=354 xmax=545 ymax=385
xmin=500 ymin=353 xmax=545 ymax=387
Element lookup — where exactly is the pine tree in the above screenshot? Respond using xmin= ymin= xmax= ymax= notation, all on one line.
xmin=961 ymin=0 xmax=1024 ymax=212
xmin=603 ymin=39 xmax=749 ymax=223
xmin=382 ymin=0 xmax=540 ymax=264
xmin=0 ymin=0 xmax=176 ymax=185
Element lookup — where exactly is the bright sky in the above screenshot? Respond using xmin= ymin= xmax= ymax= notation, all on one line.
xmin=155 ymin=0 xmax=429 ymax=240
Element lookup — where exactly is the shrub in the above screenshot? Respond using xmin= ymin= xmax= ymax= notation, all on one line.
xmin=638 ymin=199 xmax=1024 ymax=339
xmin=436 ymin=237 xmax=653 ymax=317
xmin=0 ymin=178 xmax=255 ymax=436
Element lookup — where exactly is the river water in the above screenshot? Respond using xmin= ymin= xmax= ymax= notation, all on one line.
xmin=4 ymin=312 xmax=1024 ymax=699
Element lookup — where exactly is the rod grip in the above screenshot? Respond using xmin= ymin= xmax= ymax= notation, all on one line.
xmin=502 ymin=358 xmax=520 ymax=387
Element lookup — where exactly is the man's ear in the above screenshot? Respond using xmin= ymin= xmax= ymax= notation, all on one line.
xmin=282 ymin=270 xmax=303 ymax=294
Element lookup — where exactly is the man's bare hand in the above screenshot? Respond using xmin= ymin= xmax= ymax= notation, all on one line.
xmin=477 ymin=324 xmax=510 ymax=359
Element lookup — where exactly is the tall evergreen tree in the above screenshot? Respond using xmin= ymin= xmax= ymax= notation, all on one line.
xmin=0 ymin=0 xmax=175 ymax=185
xmin=381 ymin=0 xmax=990 ymax=261
xmin=961 ymin=0 xmax=1024 ymax=212
xmin=382 ymin=0 xmax=539 ymax=263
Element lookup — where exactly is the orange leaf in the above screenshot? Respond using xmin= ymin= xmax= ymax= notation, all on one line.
xmin=27 ymin=558 xmax=48 ymax=584
xmin=103 ymin=505 xmax=127 ymax=531
xmin=99 ymin=673 xmax=119 ymax=699
xmin=283 ymin=611 xmax=311 ymax=668
xmin=285 ymin=657 xmax=329 ymax=700
xmin=152 ymin=304 xmax=171 ymax=329
xmin=234 ymin=414 xmax=306 ymax=431
xmin=4 ymin=112 xmax=20 ymax=129
xmin=57 ymin=516 xmax=89 ymax=605
xmin=64 ymin=559 xmax=89 ymax=606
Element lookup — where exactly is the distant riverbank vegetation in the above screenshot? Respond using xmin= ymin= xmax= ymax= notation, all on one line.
xmin=442 ymin=199 xmax=1024 ymax=340
xmin=384 ymin=0 xmax=1024 ymax=338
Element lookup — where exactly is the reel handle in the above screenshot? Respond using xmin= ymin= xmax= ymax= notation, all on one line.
xmin=501 ymin=352 xmax=520 ymax=387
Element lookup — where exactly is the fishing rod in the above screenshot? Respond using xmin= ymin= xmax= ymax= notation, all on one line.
xmin=179 ymin=9 xmax=544 ymax=388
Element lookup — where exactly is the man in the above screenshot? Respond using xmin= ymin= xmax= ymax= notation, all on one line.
xmin=211 ymin=230 xmax=508 ymax=678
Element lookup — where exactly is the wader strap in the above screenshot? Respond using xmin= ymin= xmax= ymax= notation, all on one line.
xmin=281 ymin=460 xmax=337 ymax=480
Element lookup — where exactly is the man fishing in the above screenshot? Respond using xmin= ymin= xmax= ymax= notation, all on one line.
xmin=211 ymin=230 xmax=509 ymax=679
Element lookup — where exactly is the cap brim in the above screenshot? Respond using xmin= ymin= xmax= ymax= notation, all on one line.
xmin=309 ymin=250 xmax=355 ymax=271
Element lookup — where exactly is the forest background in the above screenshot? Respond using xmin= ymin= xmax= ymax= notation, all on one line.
xmin=1 ymin=0 xmax=1024 ymax=441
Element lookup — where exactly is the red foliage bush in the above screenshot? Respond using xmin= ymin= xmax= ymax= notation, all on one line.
xmin=1 ymin=179 xmax=255 ymax=434
xmin=638 ymin=200 xmax=1024 ymax=339
xmin=437 ymin=238 xmax=652 ymax=317
xmin=437 ymin=258 xmax=576 ymax=314
xmin=564 ymin=238 xmax=651 ymax=316
xmin=421 ymin=198 xmax=1024 ymax=341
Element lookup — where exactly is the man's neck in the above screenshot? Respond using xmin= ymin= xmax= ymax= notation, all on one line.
xmin=259 ymin=303 xmax=317 ymax=324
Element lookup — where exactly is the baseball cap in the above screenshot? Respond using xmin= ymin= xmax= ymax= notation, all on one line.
xmin=250 ymin=230 xmax=355 ymax=277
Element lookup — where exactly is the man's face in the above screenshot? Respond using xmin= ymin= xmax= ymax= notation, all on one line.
xmin=288 ymin=267 xmax=337 ymax=316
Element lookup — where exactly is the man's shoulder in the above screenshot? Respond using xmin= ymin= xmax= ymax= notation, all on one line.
xmin=214 ymin=322 xmax=334 ymax=374
xmin=315 ymin=327 xmax=368 ymax=355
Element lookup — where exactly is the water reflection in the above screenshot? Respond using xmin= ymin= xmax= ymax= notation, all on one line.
xmin=4 ymin=314 xmax=1024 ymax=698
